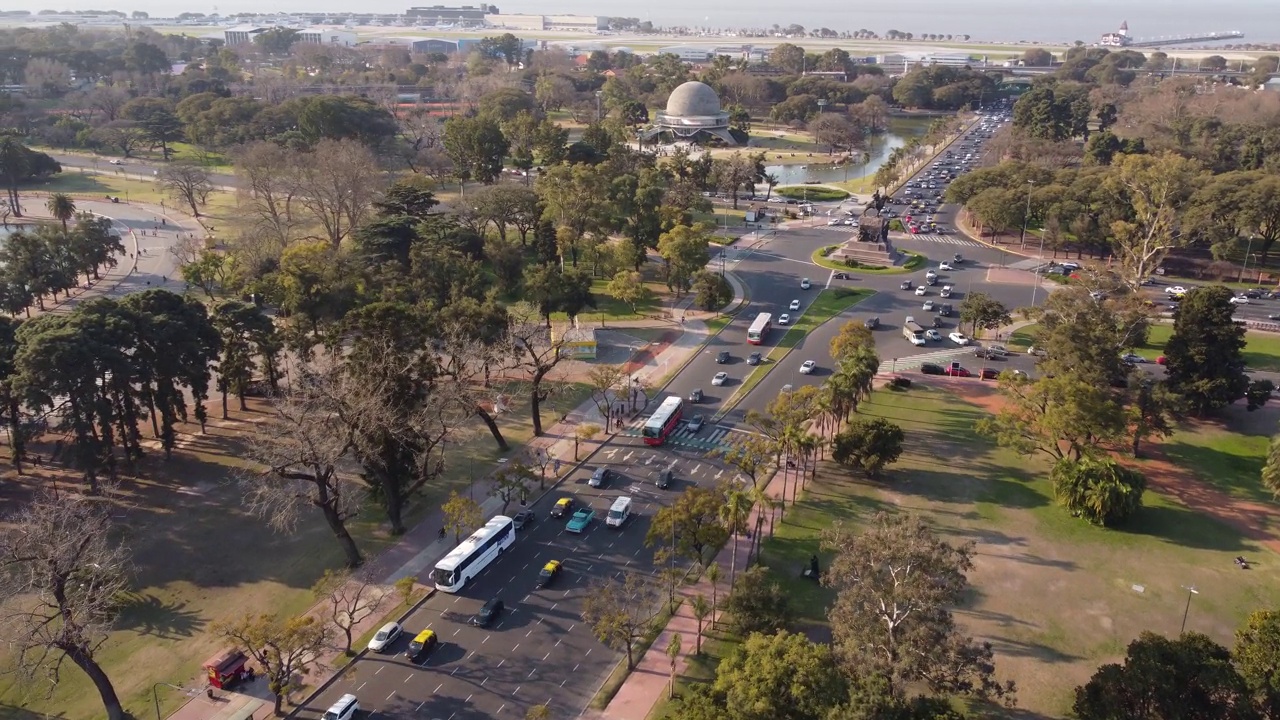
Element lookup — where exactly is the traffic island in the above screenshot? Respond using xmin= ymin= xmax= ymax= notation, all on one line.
xmin=813 ymin=245 xmax=926 ymax=274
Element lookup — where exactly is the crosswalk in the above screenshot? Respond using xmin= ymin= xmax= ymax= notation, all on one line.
xmin=812 ymin=225 xmax=983 ymax=248
xmin=877 ymin=347 xmax=974 ymax=374
xmin=618 ymin=418 xmax=742 ymax=453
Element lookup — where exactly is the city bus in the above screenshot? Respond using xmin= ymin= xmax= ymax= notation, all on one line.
xmin=747 ymin=313 xmax=772 ymax=344
xmin=642 ymin=396 xmax=684 ymax=446
xmin=432 ymin=515 xmax=516 ymax=593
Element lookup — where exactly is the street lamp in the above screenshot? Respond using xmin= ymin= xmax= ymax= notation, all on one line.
xmin=153 ymin=682 xmax=184 ymax=720
xmin=1180 ymin=585 xmax=1199 ymax=635
xmin=1018 ymin=179 xmax=1035 ymax=247
xmin=1239 ymin=235 xmax=1255 ymax=283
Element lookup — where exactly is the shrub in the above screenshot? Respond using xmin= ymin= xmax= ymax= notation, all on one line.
xmin=1051 ymin=458 xmax=1145 ymax=526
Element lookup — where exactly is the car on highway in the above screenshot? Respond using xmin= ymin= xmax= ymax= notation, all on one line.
xmin=566 ymin=508 xmax=595 ymax=533
xmin=589 ymin=467 xmax=612 ymax=488
xmin=789 ymin=299 xmax=801 ymax=311
xmin=538 ymin=560 xmax=562 ymax=587
xmin=949 ymin=332 xmax=971 ymax=346
xmin=1230 ymin=295 xmax=1250 ymax=305
xmin=940 ymin=286 xmax=952 ymax=298
xmin=973 ymin=347 xmax=1001 ymax=360
xmin=512 ymin=509 xmax=534 ymax=530
xmin=915 ymin=286 xmax=927 ymax=296
xmin=944 ymin=366 xmax=971 ymax=377
xmin=922 ymin=300 xmax=935 ymax=311
xmin=925 ymin=329 xmax=942 ymax=341
xmin=712 ymin=371 xmax=729 ymax=386
xmin=470 ymin=598 xmax=505 ymax=627
xmin=801 ymin=278 xmax=812 ymax=289
xmin=900 ymin=280 xmax=913 ymax=290
xmin=657 ymin=468 xmax=673 ymax=488
xmin=550 ymin=497 xmax=574 ymax=518
xmin=799 ymin=360 xmax=816 ymax=374
xmin=747 ymin=351 xmax=762 ymax=365
xmin=1122 ymin=353 xmax=1148 ymax=364
xmin=925 ymin=269 xmax=938 ymax=280
xmin=988 ymin=344 xmax=1010 ymax=356
xmin=368 ymin=622 xmax=402 ymax=653
xmin=864 ymin=316 xmax=880 ymax=329
xmin=686 ymin=415 xmax=705 ymax=433
xmin=932 ymin=315 xmax=944 ymax=328
xmin=980 ymin=368 xmax=1000 ymax=381
xmin=778 ymin=314 xmax=791 ymax=325
xmin=920 ymin=363 xmax=945 ymax=375
xmin=938 ymin=262 xmax=953 ymax=271
xmin=406 ymin=629 xmax=438 ymax=661
xmin=108 ymin=159 xmax=124 ymax=165
xmin=689 ymin=388 xmax=704 ymax=403
xmin=834 ymin=272 xmax=849 ymax=279
xmin=939 ymin=304 xmax=953 ymax=317
xmin=1165 ymin=285 xmax=1189 ymax=296
xmin=716 ymin=350 xmax=731 ymax=364
xmin=953 ymin=254 xmax=964 ymax=264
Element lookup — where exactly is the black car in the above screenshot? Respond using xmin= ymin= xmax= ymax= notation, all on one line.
xmin=471 ymin=598 xmax=505 ymax=627
xmin=900 ymin=280 xmax=913 ymax=290
xmin=953 ymin=253 xmax=964 ymax=263
xmin=939 ymin=304 xmax=953 ymax=317
xmin=689 ymin=388 xmax=704 ymax=403
xmin=657 ymin=468 xmax=673 ymax=489
xmin=686 ymin=415 xmax=705 ymax=433
xmin=716 ymin=350 xmax=731 ymax=364
xmin=932 ymin=316 xmax=944 ymax=328
xmin=921 ymin=363 xmax=946 ymax=375
xmin=747 ymin=352 xmax=762 ymax=366
xmin=1242 ymin=290 xmax=1262 ymax=299
xmin=973 ymin=347 xmax=999 ymax=360
xmin=589 ymin=467 xmax=612 ymax=488
xmin=512 ymin=509 xmax=534 ymax=530
xmin=864 ymin=316 xmax=880 ymax=329
xmin=834 ymin=272 xmax=848 ymax=280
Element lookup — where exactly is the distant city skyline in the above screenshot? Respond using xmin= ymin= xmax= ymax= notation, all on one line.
xmin=3 ymin=0 xmax=1277 ymax=44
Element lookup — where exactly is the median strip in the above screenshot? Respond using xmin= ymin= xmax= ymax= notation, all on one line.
xmin=714 ymin=288 xmax=874 ymax=419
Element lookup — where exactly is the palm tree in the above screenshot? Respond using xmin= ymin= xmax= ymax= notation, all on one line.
xmin=763 ymin=172 xmax=779 ymax=200
xmin=719 ymin=489 xmax=752 ymax=585
xmin=748 ymin=481 xmax=771 ymax=564
xmin=46 ymin=193 xmax=75 ymax=232
xmin=0 ymin=136 xmax=30 ymax=217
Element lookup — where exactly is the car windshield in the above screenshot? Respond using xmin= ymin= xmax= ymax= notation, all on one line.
xmin=374 ymin=630 xmax=389 ymax=641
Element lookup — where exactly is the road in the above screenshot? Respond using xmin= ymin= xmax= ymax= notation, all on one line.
xmin=296 ymin=440 xmax=738 ymax=720
xmin=45 ymin=151 xmax=239 ymax=189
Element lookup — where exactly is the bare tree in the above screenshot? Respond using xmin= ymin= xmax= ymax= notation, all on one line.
xmin=312 ymin=569 xmax=388 ymax=657
xmin=158 ymin=162 xmax=215 ymax=217
xmin=489 ymin=461 xmax=535 ymax=514
xmin=86 ymin=86 xmax=131 ymax=122
xmin=0 ymin=490 xmax=130 ymax=720
xmin=295 ymin=139 xmax=384 ymax=248
xmin=586 ymin=362 xmax=626 ymax=423
xmin=240 ymin=363 xmax=367 ymax=568
xmin=581 ymin=571 xmax=664 ymax=670
xmin=168 ymin=230 xmax=204 ymax=268
xmin=233 ymin=141 xmax=302 ymax=245
xmin=215 ymin=614 xmax=328 ymax=716
xmin=507 ymin=302 xmax=568 ymax=437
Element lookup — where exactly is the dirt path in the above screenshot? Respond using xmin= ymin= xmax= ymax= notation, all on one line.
xmin=909 ymin=374 xmax=1280 ymax=554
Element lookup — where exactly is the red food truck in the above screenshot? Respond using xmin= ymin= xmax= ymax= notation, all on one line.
xmin=203 ymin=649 xmax=254 ymax=689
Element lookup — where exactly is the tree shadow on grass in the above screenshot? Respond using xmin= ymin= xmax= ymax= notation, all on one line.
xmin=1118 ymin=503 xmax=1254 ymax=552
xmin=892 ymin=467 xmax=1050 ymax=511
xmin=0 ymin=704 xmax=55 ymax=720
xmin=114 ymin=591 xmax=206 ymax=639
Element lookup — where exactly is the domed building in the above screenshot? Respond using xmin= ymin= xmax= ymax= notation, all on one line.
xmin=640 ymin=80 xmax=738 ymax=145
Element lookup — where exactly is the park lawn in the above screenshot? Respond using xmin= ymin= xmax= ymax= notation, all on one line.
xmin=751 ymin=385 xmax=1280 ymax=717
xmin=1159 ymin=404 xmax=1279 ymax=506
xmin=0 ymin=381 xmax=590 ymax=720
xmin=19 ymin=170 xmax=237 ymax=220
xmin=548 ymin=277 xmax=665 ymax=323
xmin=776 ymin=186 xmax=849 ymax=202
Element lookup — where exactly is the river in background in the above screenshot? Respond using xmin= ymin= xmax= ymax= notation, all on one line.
xmin=762 ymin=115 xmax=931 ymax=186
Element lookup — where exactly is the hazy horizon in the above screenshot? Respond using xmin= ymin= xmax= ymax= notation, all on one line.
xmin=3 ymin=0 xmax=1278 ymax=44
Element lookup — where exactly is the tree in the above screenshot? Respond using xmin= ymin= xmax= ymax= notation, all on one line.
xmin=1264 ymin=434 xmax=1280 ymax=500
xmin=1105 ymin=152 xmax=1201 ymax=289
xmin=215 ymin=614 xmax=328 ymax=716
xmin=587 ymin=362 xmax=626 ymax=424
xmin=1074 ymin=631 xmax=1255 ymax=720
xmin=822 ymin=513 xmax=1014 ymax=702
xmin=575 ymin=422 xmax=602 ymax=461
xmin=810 ymin=112 xmax=866 ymax=155
xmin=1051 ymin=458 xmax=1146 ymax=526
xmin=254 ymin=27 xmax=300 ymax=55
xmin=581 ymin=571 xmax=664 ymax=670
xmin=45 ymin=193 xmax=75 ymax=231
xmin=312 ymin=569 xmax=387 ymax=657
xmin=711 ymin=631 xmax=849 ymax=720
xmin=958 ymin=292 xmax=1011 ymax=338
xmin=723 ymin=566 xmax=790 ymax=636
xmin=0 ymin=490 xmax=129 ymax=720
xmin=212 ymin=300 xmax=280 ymax=416
xmin=976 ymin=372 xmax=1125 ymax=463
xmin=831 ymin=417 xmax=905 ymax=479
xmin=658 ymin=224 xmax=712 ymax=297
xmin=442 ymin=490 xmax=484 ymax=545
xmin=1164 ymin=286 xmax=1249 ymax=415
xmin=158 ymin=162 xmax=214 ymax=217
xmin=1235 ymin=610 xmax=1280 ymax=718
xmin=490 ymin=461 xmax=534 ymax=514
xmin=690 ymin=594 xmax=711 ymax=655
xmin=443 ymin=115 xmax=509 ymax=186
xmin=691 ymin=270 xmax=733 ymax=311
xmin=121 ymin=97 xmax=184 ymax=159
xmin=829 ymin=320 xmax=874 ymax=364
xmin=646 ymin=486 xmax=730 ymax=565
xmin=294 ymin=139 xmax=383 ymax=248
xmin=666 ymin=632 xmax=683 ymax=699
xmin=606 ymin=269 xmax=651 ymax=313
xmin=509 ymin=302 xmax=569 ymax=436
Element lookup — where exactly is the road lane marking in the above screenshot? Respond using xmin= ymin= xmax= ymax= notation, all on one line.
xmin=526 ymin=629 xmax=533 ymax=637
xmin=573 ymin=663 xmax=580 ymax=672
xmin=404 ymin=674 xmax=412 ymax=683
xmin=386 ymin=691 xmax=395 ymax=701
xmin=453 ymin=666 xmax=461 ymax=674
xmin=528 ymin=668 xmax=537 ymax=678
xmin=466 ymin=694 xmax=473 ymax=703
xmin=522 ymin=593 xmax=530 ymax=603
xmin=568 ymin=623 xmax=575 ymax=632
xmin=513 ymin=685 xmax=521 ymax=696
xmin=453 ymin=628 xmax=460 ymax=636
xmin=481 ymin=678 xmax=488 ymax=686
xmin=556 ymin=638 xmax=562 ymax=646
xmin=543 ymin=652 xmax=551 ymax=660
xmin=498 ymin=703 xmax=507 ymax=713
xmin=434 ymin=683 xmax=444 ymax=693
xmin=586 ymin=648 xmax=592 ymax=656
xmin=512 ymin=643 xmax=520 ymax=652
xmin=563 ymin=589 xmax=571 ymax=597
xmin=550 ymin=602 xmax=557 ymax=611
xmin=623 ymin=451 xmax=633 ymax=462
xmin=561 ymin=679 xmax=568 ymax=687
xmin=375 ymin=667 xmax=383 ymax=675
xmin=417 ymin=700 xmax=426 ymax=711
xmin=357 ymin=682 xmax=367 ymax=691
xmin=498 ymin=659 xmax=505 ymax=668
xmin=482 ymin=635 xmax=489 ymax=644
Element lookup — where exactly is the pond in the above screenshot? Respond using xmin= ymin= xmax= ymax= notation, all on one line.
xmin=761 ymin=116 xmax=933 ymax=186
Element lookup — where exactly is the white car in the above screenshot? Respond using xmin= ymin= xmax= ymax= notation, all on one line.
xmin=1165 ymin=285 xmax=1188 ymax=296
xmin=800 ymin=278 xmax=811 ymax=290
xmin=925 ymin=270 xmax=938 ymax=279
xmin=778 ymin=313 xmax=791 ymax=325
xmin=1121 ymin=353 xmax=1147 ymax=364
xmin=922 ymin=300 xmax=935 ymax=311
xmin=789 ymin=299 xmax=801 ymax=311
xmin=915 ymin=286 xmax=927 ymax=296
xmin=826 ymin=218 xmax=842 ymax=226
xmin=939 ymin=262 xmax=954 ymax=271
xmin=108 ymin=159 xmax=124 ymax=165
xmin=940 ymin=285 xmax=953 ymax=297
xmin=1230 ymin=296 xmax=1250 ymax=305
xmin=712 ymin=371 xmax=728 ymax=386
xmin=925 ymin=329 xmax=942 ymax=341
xmin=368 ymin=622 xmax=403 ymax=653
xmin=949 ymin=332 xmax=970 ymax=346
xmin=799 ymin=360 xmax=816 ymax=374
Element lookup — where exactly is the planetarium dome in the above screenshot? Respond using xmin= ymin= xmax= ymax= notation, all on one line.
xmin=665 ymin=81 xmax=722 ymax=118
xmin=641 ymin=80 xmax=737 ymax=145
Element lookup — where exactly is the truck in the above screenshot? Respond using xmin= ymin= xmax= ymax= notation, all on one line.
xmin=903 ymin=320 xmax=926 ymax=346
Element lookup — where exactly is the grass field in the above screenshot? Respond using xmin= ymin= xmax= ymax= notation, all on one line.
xmin=0 ymin=379 xmax=590 ymax=719
xmin=19 ymin=169 xmax=238 ymax=222
xmin=776 ymin=186 xmax=849 ymax=202
xmin=688 ymin=385 xmax=1280 ymax=717
xmin=1013 ymin=322 xmax=1280 ymax=372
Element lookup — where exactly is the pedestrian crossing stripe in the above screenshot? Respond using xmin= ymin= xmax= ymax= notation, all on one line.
xmin=814 ymin=226 xmax=983 ymax=247
xmin=618 ymin=420 xmax=738 ymax=452
xmin=877 ymin=348 xmax=973 ymax=373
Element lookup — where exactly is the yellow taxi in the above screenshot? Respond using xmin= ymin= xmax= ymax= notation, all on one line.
xmin=406 ymin=629 xmax=437 ymax=661
xmin=538 ymin=560 xmax=562 ymax=587
xmin=550 ymin=497 xmax=574 ymax=518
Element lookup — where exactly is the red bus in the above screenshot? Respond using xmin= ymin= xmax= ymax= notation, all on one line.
xmin=747 ymin=313 xmax=772 ymax=345
xmin=642 ymin=396 xmax=684 ymax=446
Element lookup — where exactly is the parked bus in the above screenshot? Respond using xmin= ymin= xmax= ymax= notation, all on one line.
xmin=747 ymin=313 xmax=772 ymax=344
xmin=432 ymin=515 xmax=516 ymax=593
xmin=642 ymin=396 xmax=684 ymax=446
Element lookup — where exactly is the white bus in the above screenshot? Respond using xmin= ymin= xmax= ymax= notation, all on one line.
xmin=747 ymin=313 xmax=772 ymax=344
xmin=432 ymin=515 xmax=516 ymax=593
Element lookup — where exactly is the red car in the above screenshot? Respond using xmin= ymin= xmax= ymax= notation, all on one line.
xmin=1156 ymin=356 xmax=1167 ymax=365
xmin=980 ymin=368 xmax=1000 ymax=380
xmin=944 ymin=366 xmax=971 ymax=377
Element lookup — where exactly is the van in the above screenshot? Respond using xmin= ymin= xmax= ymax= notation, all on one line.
xmin=323 ymin=694 xmax=359 ymax=720
xmin=607 ymin=497 xmax=632 ymax=528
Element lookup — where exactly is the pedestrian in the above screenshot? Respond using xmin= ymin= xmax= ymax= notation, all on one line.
xmin=438 ymin=526 xmax=447 ymax=541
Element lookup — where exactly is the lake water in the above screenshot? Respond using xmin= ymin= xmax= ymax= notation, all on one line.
xmin=762 ymin=116 xmax=930 ymax=186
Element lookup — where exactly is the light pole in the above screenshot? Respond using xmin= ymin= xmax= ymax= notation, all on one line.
xmin=1239 ymin=235 xmax=1255 ymax=283
xmin=1018 ymin=179 xmax=1035 ymax=247
xmin=595 ymin=90 xmax=602 ymax=122
xmin=1180 ymin=585 xmax=1199 ymax=635
xmin=153 ymin=682 xmax=183 ymax=720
